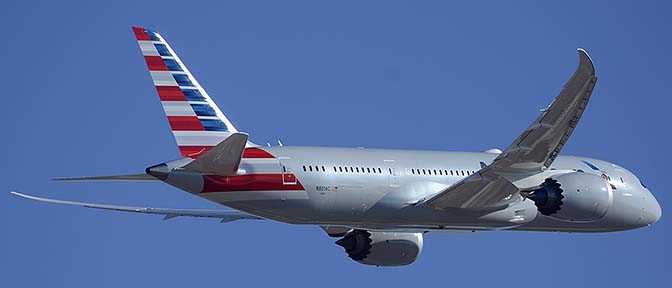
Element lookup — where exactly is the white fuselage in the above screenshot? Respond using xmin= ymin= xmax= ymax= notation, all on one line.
xmin=160 ymin=146 xmax=659 ymax=233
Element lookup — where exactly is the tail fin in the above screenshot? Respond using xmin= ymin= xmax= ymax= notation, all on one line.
xmin=132 ymin=27 xmax=243 ymax=158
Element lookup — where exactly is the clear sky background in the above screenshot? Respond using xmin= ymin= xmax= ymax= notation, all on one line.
xmin=3 ymin=1 xmax=670 ymax=287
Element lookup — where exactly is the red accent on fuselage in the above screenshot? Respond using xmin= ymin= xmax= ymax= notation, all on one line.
xmin=179 ymin=146 xmax=210 ymax=158
xmin=144 ymin=56 xmax=169 ymax=71
xmin=156 ymin=86 xmax=187 ymax=101
xmin=179 ymin=146 xmax=275 ymax=159
xmin=168 ymin=116 xmax=204 ymax=131
xmin=202 ymin=174 xmax=304 ymax=192
xmin=242 ymin=147 xmax=275 ymax=158
xmin=132 ymin=27 xmax=151 ymax=40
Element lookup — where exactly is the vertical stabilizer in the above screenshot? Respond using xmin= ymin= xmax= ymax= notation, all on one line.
xmin=132 ymin=27 xmax=244 ymax=158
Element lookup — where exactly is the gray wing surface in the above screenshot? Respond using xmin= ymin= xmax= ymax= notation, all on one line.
xmin=10 ymin=191 xmax=263 ymax=222
xmin=52 ymin=174 xmax=157 ymax=181
xmin=425 ymin=49 xmax=597 ymax=209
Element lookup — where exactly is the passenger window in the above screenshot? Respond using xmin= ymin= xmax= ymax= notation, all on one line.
xmin=339 ymin=166 xmax=343 ymax=172
xmin=322 ymin=166 xmax=325 ymax=172
xmin=433 ymin=169 xmax=437 ymax=175
xmin=302 ymin=165 xmax=306 ymax=172
xmin=309 ymin=166 xmax=313 ymax=172
xmin=461 ymin=170 xmax=465 ymax=176
xmin=378 ymin=168 xmax=382 ymax=173
xmin=367 ymin=167 xmax=371 ymax=173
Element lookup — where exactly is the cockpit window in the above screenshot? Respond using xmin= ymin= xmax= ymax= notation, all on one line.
xmin=640 ymin=179 xmax=647 ymax=188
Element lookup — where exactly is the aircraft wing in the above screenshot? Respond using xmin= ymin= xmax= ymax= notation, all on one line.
xmin=424 ymin=49 xmax=597 ymax=209
xmin=10 ymin=191 xmax=263 ymax=222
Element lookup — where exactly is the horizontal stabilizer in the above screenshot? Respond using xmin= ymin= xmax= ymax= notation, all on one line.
xmin=10 ymin=191 xmax=263 ymax=222
xmin=183 ymin=132 xmax=248 ymax=176
xmin=52 ymin=174 xmax=157 ymax=181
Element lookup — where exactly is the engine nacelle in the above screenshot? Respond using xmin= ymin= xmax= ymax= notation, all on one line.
xmin=335 ymin=230 xmax=423 ymax=266
xmin=528 ymin=172 xmax=612 ymax=222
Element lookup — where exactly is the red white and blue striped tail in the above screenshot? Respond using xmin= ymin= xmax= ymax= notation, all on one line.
xmin=132 ymin=27 xmax=244 ymax=158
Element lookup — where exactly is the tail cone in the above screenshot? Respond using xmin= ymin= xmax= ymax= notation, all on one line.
xmin=145 ymin=163 xmax=170 ymax=180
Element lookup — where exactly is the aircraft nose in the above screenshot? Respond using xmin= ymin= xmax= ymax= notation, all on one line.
xmin=645 ymin=191 xmax=662 ymax=225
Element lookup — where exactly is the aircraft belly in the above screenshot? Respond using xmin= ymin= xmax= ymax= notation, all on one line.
xmin=199 ymin=191 xmax=312 ymax=223
xmin=200 ymin=190 xmax=309 ymax=202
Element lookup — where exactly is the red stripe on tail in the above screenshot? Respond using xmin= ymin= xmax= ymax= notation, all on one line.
xmin=156 ymin=86 xmax=186 ymax=101
xmin=168 ymin=116 xmax=204 ymax=131
xmin=144 ymin=56 xmax=169 ymax=71
xmin=132 ymin=27 xmax=151 ymax=41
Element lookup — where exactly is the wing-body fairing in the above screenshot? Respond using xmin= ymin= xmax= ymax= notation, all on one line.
xmin=10 ymin=191 xmax=263 ymax=222
xmin=423 ymin=49 xmax=597 ymax=209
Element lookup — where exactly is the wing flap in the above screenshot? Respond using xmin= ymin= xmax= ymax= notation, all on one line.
xmin=424 ymin=49 xmax=597 ymax=209
xmin=10 ymin=191 xmax=263 ymax=222
xmin=492 ymin=48 xmax=596 ymax=178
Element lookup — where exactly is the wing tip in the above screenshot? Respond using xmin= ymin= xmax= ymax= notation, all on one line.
xmin=9 ymin=191 xmax=38 ymax=201
xmin=577 ymin=48 xmax=596 ymax=74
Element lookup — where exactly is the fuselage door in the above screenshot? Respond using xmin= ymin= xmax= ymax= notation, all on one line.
xmin=281 ymin=164 xmax=297 ymax=185
xmin=385 ymin=159 xmax=400 ymax=187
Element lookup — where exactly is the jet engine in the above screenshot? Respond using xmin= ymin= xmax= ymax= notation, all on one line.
xmin=335 ymin=230 xmax=423 ymax=266
xmin=527 ymin=172 xmax=612 ymax=222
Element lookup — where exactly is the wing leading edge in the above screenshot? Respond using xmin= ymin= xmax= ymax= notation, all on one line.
xmin=10 ymin=191 xmax=263 ymax=222
xmin=424 ymin=49 xmax=597 ymax=209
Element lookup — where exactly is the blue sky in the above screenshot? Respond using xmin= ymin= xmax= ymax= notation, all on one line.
xmin=3 ymin=1 xmax=670 ymax=287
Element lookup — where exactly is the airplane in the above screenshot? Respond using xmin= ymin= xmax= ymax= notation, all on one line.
xmin=11 ymin=27 xmax=661 ymax=267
